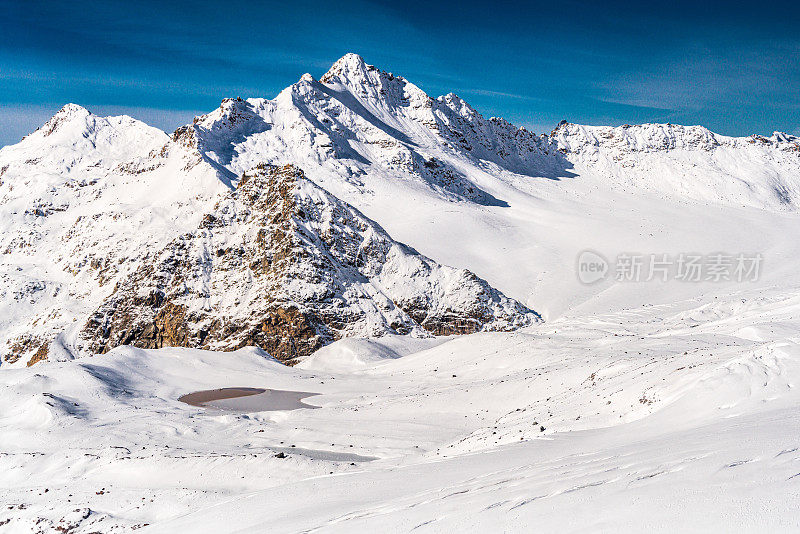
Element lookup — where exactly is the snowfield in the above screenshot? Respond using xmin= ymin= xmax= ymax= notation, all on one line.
xmin=2 ymin=53 xmax=800 ymax=532
xmin=2 ymin=286 xmax=800 ymax=532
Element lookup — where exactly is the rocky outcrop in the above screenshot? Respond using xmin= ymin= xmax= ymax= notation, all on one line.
xmin=26 ymin=342 xmax=49 ymax=367
xmin=79 ymin=164 xmax=539 ymax=363
xmin=4 ymin=335 xmax=50 ymax=367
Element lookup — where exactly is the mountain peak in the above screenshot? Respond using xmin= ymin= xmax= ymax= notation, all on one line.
xmin=320 ymin=53 xmax=374 ymax=84
xmin=57 ymin=103 xmax=90 ymax=116
xmin=40 ymin=103 xmax=92 ymax=136
xmin=328 ymin=52 xmax=368 ymax=69
xmin=438 ymin=93 xmax=479 ymax=117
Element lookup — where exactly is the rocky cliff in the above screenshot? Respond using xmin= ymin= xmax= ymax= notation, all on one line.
xmin=79 ymin=164 xmax=539 ymax=363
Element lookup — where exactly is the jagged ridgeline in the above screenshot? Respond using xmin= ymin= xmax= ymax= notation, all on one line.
xmin=3 ymin=53 xmax=798 ymax=367
xmin=79 ymin=164 xmax=539 ymax=363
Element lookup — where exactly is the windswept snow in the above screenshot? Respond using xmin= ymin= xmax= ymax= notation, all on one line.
xmin=2 ymin=285 xmax=800 ymax=532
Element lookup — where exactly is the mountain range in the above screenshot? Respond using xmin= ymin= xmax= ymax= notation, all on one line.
xmin=1 ymin=53 xmax=799 ymax=366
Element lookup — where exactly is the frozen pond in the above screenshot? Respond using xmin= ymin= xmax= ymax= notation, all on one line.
xmin=179 ymin=387 xmax=320 ymax=412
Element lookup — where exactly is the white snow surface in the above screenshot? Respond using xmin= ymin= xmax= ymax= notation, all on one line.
xmin=2 ymin=53 xmax=800 ymax=532
xmin=3 ymin=289 xmax=800 ymax=532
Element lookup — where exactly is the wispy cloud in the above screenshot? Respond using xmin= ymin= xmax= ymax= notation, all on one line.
xmin=0 ymin=65 xmax=275 ymax=100
xmin=587 ymin=96 xmax=675 ymax=113
xmin=593 ymin=41 xmax=800 ymax=112
xmin=456 ymin=88 xmax=546 ymax=102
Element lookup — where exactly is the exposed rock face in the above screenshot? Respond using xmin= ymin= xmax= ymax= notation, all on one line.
xmin=3 ymin=335 xmax=50 ymax=367
xmin=26 ymin=342 xmax=49 ymax=367
xmin=79 ymin=164 xmax=539 ymax=363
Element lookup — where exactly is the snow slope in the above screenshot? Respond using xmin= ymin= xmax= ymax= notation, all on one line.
xmin=2 ymin=284 xmax=800 ymax=532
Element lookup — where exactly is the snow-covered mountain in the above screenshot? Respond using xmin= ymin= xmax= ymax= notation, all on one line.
xmin=180 ymin=54 xmax=800 ymax=210
xmin=79 ymin=163 xmax=537 ymax=363
xmin=552 ymin=120 xmax=800 ymax=208
xmin=0 ymin=103 xmax=227 ymax=366
xmin=1 ymin=52 xmax=799 ymax=366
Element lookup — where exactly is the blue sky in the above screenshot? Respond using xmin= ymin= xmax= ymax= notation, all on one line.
xmin=1 ymin=0 xmax=798 ymax=147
